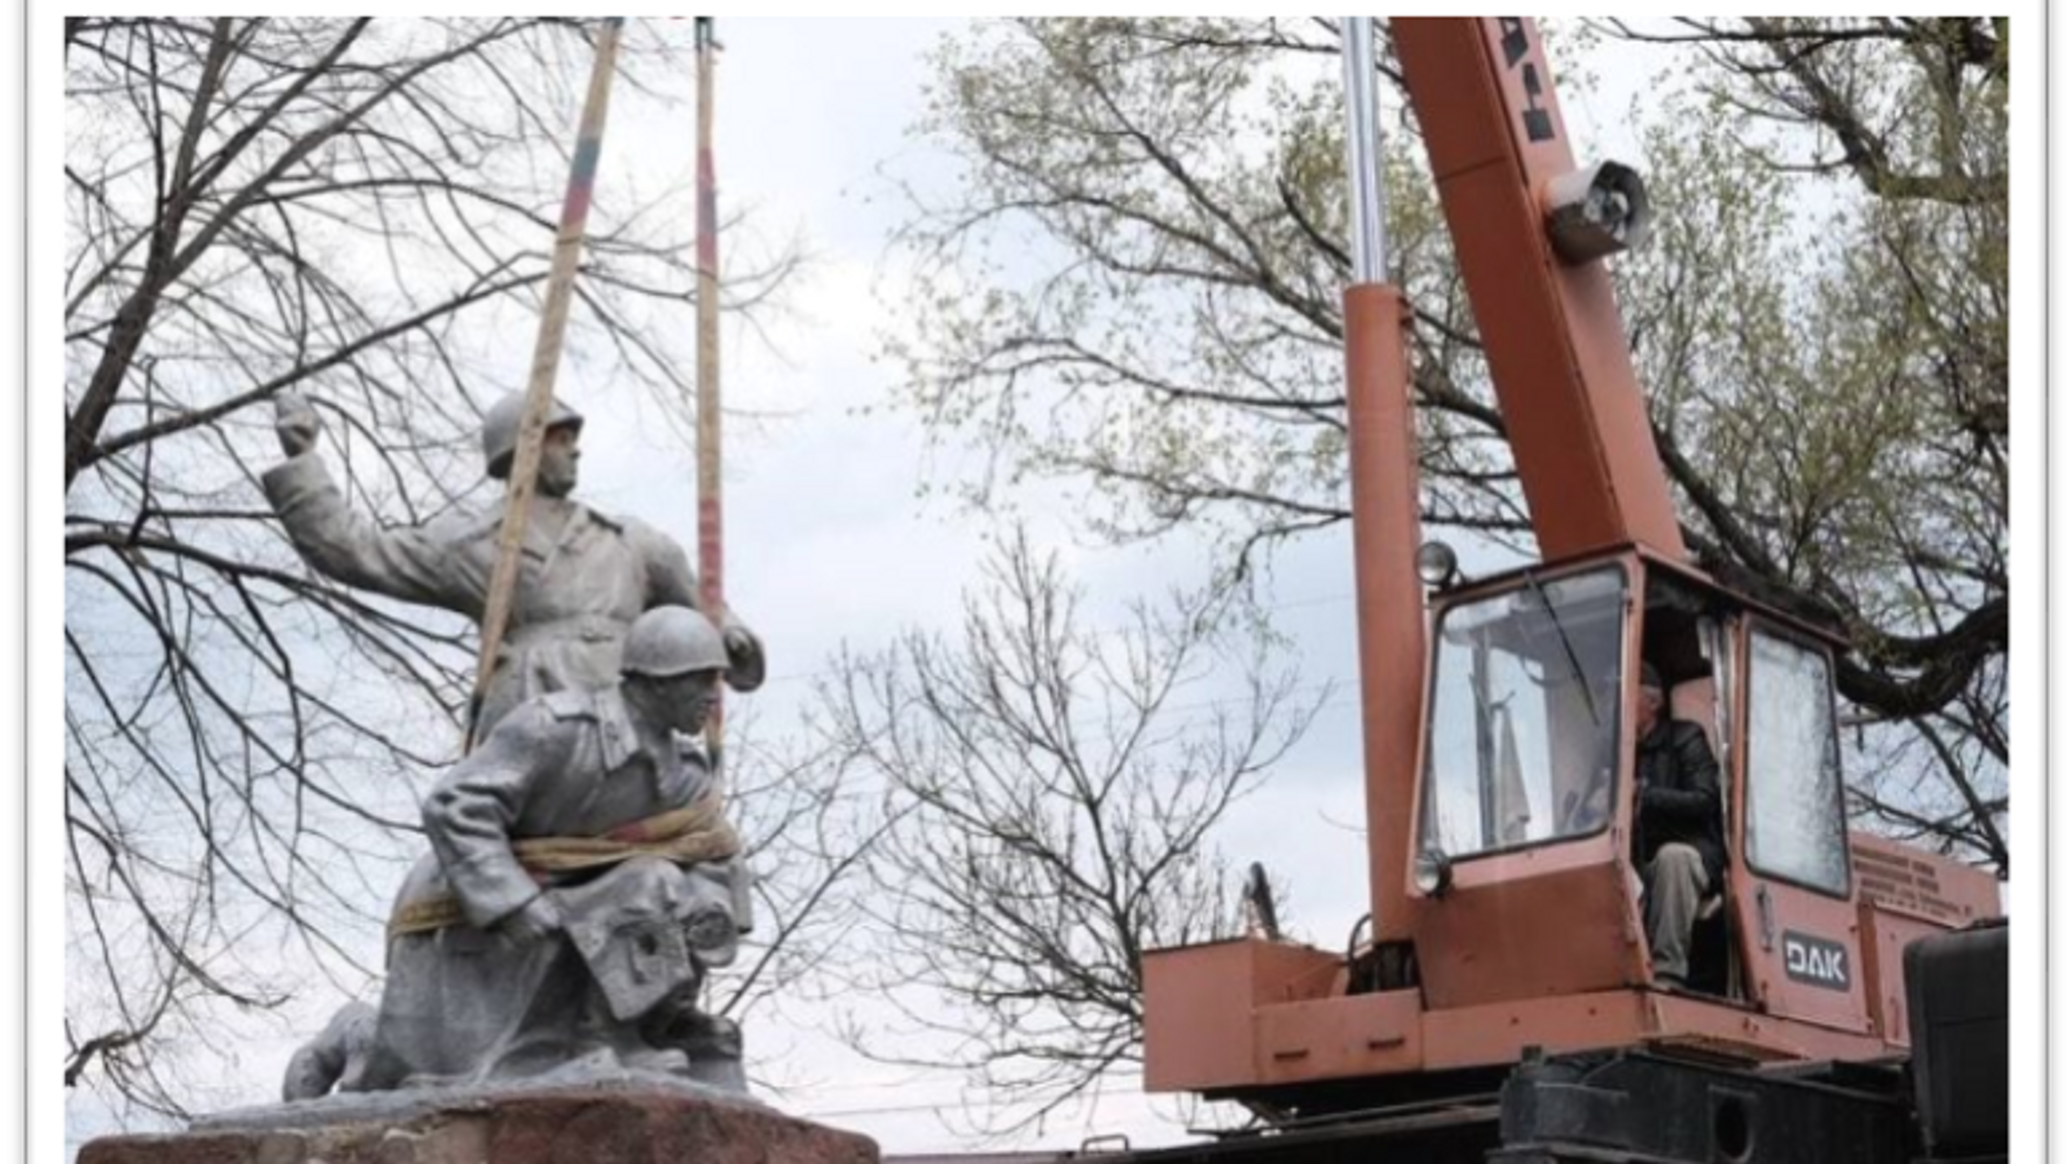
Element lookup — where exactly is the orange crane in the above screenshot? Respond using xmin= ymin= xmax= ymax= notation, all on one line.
xmin=1124 ymin=18 xmax=2005 ymax=1164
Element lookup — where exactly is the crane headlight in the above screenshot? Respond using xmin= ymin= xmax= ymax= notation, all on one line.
xmin=1413 ymin=849 xmax=1454 ymax=897
xmin=1416 ymin=540 xmax=1461 ymax=588
xmin=1544 ymin=160 xmax=1651 ymax=264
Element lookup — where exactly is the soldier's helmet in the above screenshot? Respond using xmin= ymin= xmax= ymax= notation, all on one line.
xmin=481 ymin=392 xmax=584 ymax=480
xmin=622 ymin=606 xmax=730 ymax=679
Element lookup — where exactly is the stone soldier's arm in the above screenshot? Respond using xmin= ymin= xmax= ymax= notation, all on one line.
xmin=633 ymin=518 xmax=767 ymax=691
xmin=261 ymin=393 xmax=486 ymax=617
xmin=420 ymin=702 xmax=566 ymax=928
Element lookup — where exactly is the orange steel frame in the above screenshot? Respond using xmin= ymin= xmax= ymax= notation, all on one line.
xmin=1144 ymin=549 xmax=1999 ymax=1097
xmin=1350 ymin=16 xmax=1692 ymax=951
xmin=1141 ymin=17 xmax=2000 ymax=1103
xmin=1395 ymin=18 xmax=1684 ymax=565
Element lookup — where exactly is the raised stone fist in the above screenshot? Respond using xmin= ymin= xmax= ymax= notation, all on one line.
xmin=275 ymin=391 xmax=324 ymax=458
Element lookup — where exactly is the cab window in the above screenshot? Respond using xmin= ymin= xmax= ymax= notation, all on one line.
xmin=1743 ymin=628 xmax=1850 ymax=895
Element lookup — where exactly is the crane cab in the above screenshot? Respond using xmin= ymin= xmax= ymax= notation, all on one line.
xmin=1141 ymin=546 xmax=1997 ymax=1113
xmin=1406 ymin=548 xmax=1877 ymax=1027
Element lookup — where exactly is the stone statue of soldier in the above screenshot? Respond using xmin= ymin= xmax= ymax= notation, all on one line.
xmin=268 ymin=389 xmax=766 ymax=1098
xmin=286 ymin=606 xmax=754 ymax=1097
xmin=265 ymin=391 xmax=765 ymax=736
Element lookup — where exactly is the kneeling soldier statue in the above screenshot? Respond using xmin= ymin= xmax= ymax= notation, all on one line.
xmin=284 ymin=606 xmax=752 ymax=1097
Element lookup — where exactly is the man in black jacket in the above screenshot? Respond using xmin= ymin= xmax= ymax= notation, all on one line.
xmin=1632 ymin=662 xmax=1725 ymax=987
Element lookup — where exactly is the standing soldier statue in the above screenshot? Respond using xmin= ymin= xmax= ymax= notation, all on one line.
xmin=265 ymin=391 xmax=765 ymax=736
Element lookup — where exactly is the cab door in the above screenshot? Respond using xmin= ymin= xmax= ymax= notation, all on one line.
xmin=1726 ymin=619 xmax=1875 ymax=1034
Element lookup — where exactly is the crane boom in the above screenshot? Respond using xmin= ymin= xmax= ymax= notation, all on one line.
xmin=1394 ymin=18 xmax=1686 ymax=561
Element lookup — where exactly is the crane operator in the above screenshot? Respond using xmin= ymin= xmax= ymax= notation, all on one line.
xmin=1631 ymin=663 xmax=1725 ymax=988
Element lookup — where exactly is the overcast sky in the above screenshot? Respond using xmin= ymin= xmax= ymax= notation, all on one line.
xmin=48 ymin=13 xmax=2051 ymax=1162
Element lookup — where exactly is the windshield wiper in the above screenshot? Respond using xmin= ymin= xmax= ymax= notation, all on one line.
xmin=1523 ymin=569 xmax=1601 ymax=727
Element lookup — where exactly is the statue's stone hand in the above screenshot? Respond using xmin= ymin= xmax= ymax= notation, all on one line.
xmin=275 ymin=391 xmax=324 ymax=458
xmin=722 ymin=626 xmax=755 ymax=659
xmin=280 ymin=1000 xmax=376 ymax=1101
xmin=498 ymin=893 xmax=564 ymax=943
